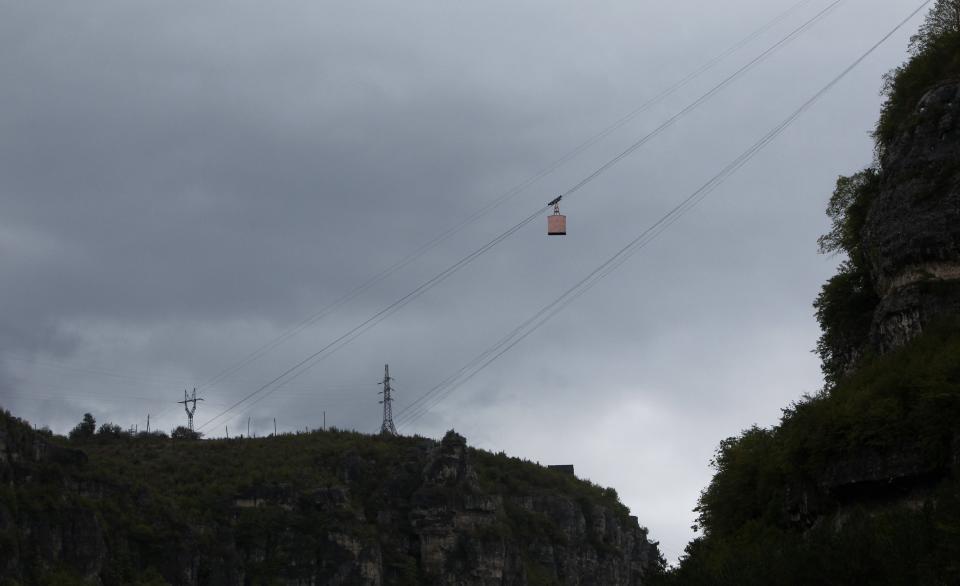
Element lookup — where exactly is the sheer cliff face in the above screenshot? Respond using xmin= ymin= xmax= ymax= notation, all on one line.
xmin=863 ymin=81 xmax=960 ymax=352
xmin=0 ymin=418 xmax=661 ymax=586
xmin=409 ymin=433 xmax=659 ymax=586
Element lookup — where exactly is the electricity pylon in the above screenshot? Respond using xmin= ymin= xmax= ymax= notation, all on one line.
xmin=378 ymin=365 xmax=397 ymax=435
xmin=177 ymin=388 xmax=204 ymax=431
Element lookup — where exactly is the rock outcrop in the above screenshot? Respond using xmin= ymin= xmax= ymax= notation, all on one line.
xmin=408 ymin=432 xmax=658 ymax=586
xmin=0 ymin=416 xmax=661 ymax=585
xmin=863 ymin=81 xmax=960 ymax=352
xmin=777 ymin=77 xmax=960 ymax=559
xmin=0 ymin=413 xmax=106 ymax=582
xmin=657 ymin=26 xmax=960 ymax=583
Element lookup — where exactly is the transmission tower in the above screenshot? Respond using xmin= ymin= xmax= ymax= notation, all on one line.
xmin=177 ymin=388 xmax=204 ymax=431
xmin=378 ymin=364 xmax=397 ymax=435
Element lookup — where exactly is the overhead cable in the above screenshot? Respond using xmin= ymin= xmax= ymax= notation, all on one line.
xmin=191 ymin=0 xmax=822 ymax=395
xmin=396 ymin=0 xmax=932 ymax=429
xmin=198 ymin=0 xmax=845 ymax=430
xmin=196 ymin=206 xmax=547 ymax=431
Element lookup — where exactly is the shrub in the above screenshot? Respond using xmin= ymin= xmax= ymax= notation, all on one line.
xmin=67 ymin=413 xmax=96 ymax=441
xmin=876 ymin=29 xmax=960 ymax=156
xmin=813 ymin=170 xmax=881 ymax=385
xmin=170 ymin=426 xmax=202 ymax=440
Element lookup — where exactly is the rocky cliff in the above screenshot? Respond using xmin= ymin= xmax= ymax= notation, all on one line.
xmin=653 ymin=16 xmax=960 ymax=585
xmin=0 ymin=412 xmax=661 ymax=585
xmin=864 ymin=80 xmax=960 ymax=353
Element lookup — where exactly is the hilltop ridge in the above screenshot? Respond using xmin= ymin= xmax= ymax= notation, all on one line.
xmin=0 ymin=411 xmax=663 ymax=585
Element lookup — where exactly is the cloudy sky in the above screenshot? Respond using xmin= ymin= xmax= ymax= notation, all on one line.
xmin=0 ymin=0 xmax=928 ymax=561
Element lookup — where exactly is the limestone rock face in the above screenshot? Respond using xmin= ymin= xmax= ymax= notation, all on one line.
xmin=0 ymin=419 xmax=660 ymax=585
xmin=863 ymin=81 xmax=960 ymax=351
xmin=0 ymin=415 xmax=106 ymax=582
xmin=408 ymin=431 xmax=659 ymax=586
xmin=870 ymin=280 xmax=960 ymax=352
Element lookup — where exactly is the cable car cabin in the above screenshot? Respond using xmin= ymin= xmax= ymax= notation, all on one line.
xmin=548 ymin=198 xmax=566 ymax=236
xmin=548 ymin=213 xmax=566 ymax=235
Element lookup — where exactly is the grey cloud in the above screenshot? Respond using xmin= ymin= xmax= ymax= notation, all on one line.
xmin=0 ymin=0 xmax=922 ymax=561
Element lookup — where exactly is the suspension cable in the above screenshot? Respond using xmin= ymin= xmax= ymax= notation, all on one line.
xmin=197 ymin=0 xmax=847 ymax=430
xmin=191 ymin=0 xmax=823 ymax=396
xmin=397 ymin=0 xmax=932 ymax=429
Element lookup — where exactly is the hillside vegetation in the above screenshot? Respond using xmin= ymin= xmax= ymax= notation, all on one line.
xmin=0 ymin=414 xmax=662 ymax=585
xmin=657 ymin=323 xmax=960 ymax=585
xmin=655 ymin=3 xmax=960 ymax=583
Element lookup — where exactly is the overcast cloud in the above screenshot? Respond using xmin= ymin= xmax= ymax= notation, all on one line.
xmin=0 ymin=0 xmax=923 ymax=561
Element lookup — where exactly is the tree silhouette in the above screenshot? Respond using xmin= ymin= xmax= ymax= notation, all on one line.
xmin=68 ymin=413 xmax=97 ymax=441
xmin=911 ymin=0 xmax=960 ymax=53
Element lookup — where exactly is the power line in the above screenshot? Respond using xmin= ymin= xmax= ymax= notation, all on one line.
xmin=196 ymin=206 xmax=547 ymax=431
xmin=187 ymin=0 xmax=822 ymax=396
xmin=197 ymin=0 xmax=844 ymax=431
xmin=2 ymin=1 xmax=828 ymax=429
xmin=557 ymin=0 xmax=844 ymax=203
xmin=393 ymin=0 xmax=846 ymax=423
xmin=396 ymin=0 xmax=932 ymax=429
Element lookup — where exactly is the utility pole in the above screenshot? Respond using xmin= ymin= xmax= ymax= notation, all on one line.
xmin=323 ymin=410 xmax=326 ymax=431
xmin=177 ymin=388 xmax=203 ymax=431
xmin=146 ymin=414 xmax=150 ymax=434
xmin=247 ymin=417 xmax=251 ymax=438
xmin=378 ymin=364 xmax=397 ymax=436
xmin=273 ymin=418 xmax=277 ymax=436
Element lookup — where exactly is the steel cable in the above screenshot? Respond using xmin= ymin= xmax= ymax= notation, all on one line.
xmin=397 ymin=0 xmax=932 ymax=429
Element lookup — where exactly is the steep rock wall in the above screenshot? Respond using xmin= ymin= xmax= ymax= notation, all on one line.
xmin=0 ymin=415 xmax=661 ymax=585
xmin=863 ymin=81 xmax=960 ymax=351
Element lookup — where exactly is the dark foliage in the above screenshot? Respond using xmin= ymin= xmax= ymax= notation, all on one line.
xmin=96 ymin=422 xmax=132 ymax=439
xmin=876 ymin=26 xmax=960 ymax=156
xmin=169 ymin=426 xmax=202 ymax=440
xmin=654 ymin=323 xmax=960 ymax=585
xmin=909 ymin=0 xmax=960 ymax=54
xmin=813 ymin=170 xmax=881 ymax=385
xmin=68 ymin=413 xmax=97 ymax=441
xmin=5 ymin=419 xmax=647 ymax=584
xmin=661 ymin=12 xmax=960 ymax=580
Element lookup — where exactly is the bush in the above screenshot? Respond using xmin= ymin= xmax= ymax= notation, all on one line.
xmin=876 ymin=29 xmax=960 ymax=156
xmin=170 ymin=426 xmax=202 ymax=440
xmin=664 ymin=323 xmax=960 ymax=583
xmin=96 ymin=422 xmax=131 ymax=439
xmin=813 ymin=170 xmax=881 ymax=385
xmin=908 ymin=0 xmax=960 ymax=55
xmin=67 ymin=413 xmax=96 ymax=441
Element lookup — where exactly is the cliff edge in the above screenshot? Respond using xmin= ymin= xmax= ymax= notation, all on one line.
xmin=655 ymin=7 xmax=960 ymax=585
xmin=864 ymin=80 xmax=960 ymax=352
xmin=0 ymin=414 xmax=662 ymax=585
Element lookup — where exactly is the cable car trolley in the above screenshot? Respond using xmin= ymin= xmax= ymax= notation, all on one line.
xmin=547 ymin=196 xmax=566 ymax=236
